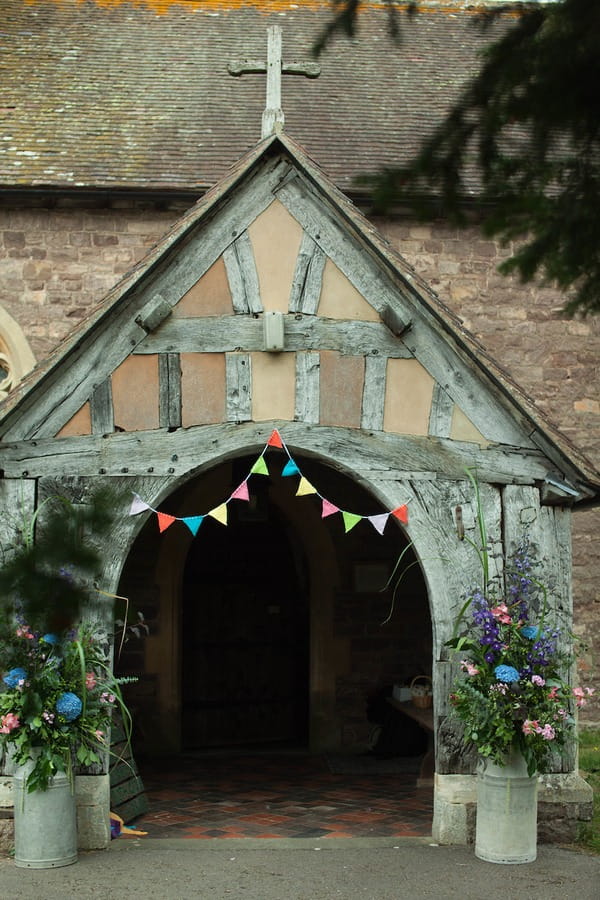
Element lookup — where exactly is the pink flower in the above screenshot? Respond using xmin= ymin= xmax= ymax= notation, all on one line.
xmin=490 ymin=603 xmax=512 ymax=624
xmin=460 ymin=660 xmax=479 ymax=677
xmin=541 ymin=724 xmax=556 ymax=741
xmin=531 ymin=675 xmax=545 ymax=687
xmin=522 ymin=719 xmax=539 ymax=736
xmin=85 ymin=672 xmax=97 ymax=690
xmin=0 ymin=712 xmax=21 ymax=733
xmin=548 ymin=686 xmax=560 ymax=700
xmin=573 ymin=686 xmax=588 ymax=708
xmin=94 ymin=729 xmax=105 ymax=742
xmin=16 ymin=626 xmax=33 ymax=640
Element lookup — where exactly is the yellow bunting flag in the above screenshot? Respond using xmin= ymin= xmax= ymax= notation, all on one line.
xmin=296 ymin=477 xmax=316 ymax=497
xmin=208 ymin=503 xmax=228 ymax=526
xmin=342 ymin=511 xmax=362 ymax=533
xmin=250 ymin=456 xmax=269 ymax=476
xmin=157 ymin=512 xmax=176 ymax=533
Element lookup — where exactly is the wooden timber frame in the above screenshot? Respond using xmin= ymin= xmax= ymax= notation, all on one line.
xmin=0 ymin=134 xmax=598 ymax=845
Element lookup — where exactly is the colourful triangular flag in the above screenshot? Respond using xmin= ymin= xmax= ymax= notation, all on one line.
xmin=208 ymin=503 xmax=228 ymax=526
xmin=183 ymin=516 xmax=204 ymax=536
xmin=231 ymin=481 xmax=250 ymax=501
xmin=321 ymin=499 xmax=339 ymax=518
xmin=342 ymin=511 xmax=362 ymax=533
xmin=129 ymin=494 xmax=151 ymax=516
xmin=296 ymin=477 xmax=316 ymax=497
xmin=157 ymin=512 xmax=176 ymax=533
xmin=250 ymin=456 xmax=269 ymax=476
xmin=267 ymin=429 xmax=283 ymax=448
xmin=367 ymin=513 xmax=389 ymax=535
xmin=282 ymin=459 xmax=301 ymax=477
xmin=391 ymin=505 xmax=409 ymax=525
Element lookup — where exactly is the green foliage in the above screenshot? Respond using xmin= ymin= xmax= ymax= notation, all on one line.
xmin=325 ymin=0 xmax=600 ymax=316
xmin=577 ymin=729 xmax=600 ymax=854
xmin=0 ymin=488 xmax=114 ymax=633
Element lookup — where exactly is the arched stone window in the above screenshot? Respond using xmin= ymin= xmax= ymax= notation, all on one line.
xmin=0 ymin=306 xmax=36 ymax=400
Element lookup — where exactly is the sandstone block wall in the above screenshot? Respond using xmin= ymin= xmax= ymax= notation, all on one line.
xmin=0 ymin=198 xmax=598 ymax=723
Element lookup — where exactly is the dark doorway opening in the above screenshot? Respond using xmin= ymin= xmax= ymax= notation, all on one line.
xmin=181 ymin=461 xmax=309 ymax=750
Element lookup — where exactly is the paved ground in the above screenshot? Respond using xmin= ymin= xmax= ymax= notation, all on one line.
xmin=1 ymin=837 xmax=599 ymax=899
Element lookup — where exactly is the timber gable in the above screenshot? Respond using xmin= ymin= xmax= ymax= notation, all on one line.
xmin=0 ymin=135 xmax=598 ymax=501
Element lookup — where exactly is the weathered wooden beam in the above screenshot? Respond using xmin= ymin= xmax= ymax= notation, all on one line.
xmin=428 ymin=383 xmax=454 ymax=439
xmin=289 ymin=233 xmax=326 ymax=314
xmin=295 ymin=351 xmax=320 ymax=423
xmin=226 ymin=353 xmax=252 ymax=422
xmin=0 ymin=421 xmax=553 ymax=483
xmin=361 ymin=355 xmax=387 ymax=431
xmin=135 ymin=316 xmax=414 ymax=359
xmin=91 ymin=379 xmax=114 ymax=435
xmin=223 ymin=233 xmax=262 ymax=314
xmin=159 ymin=353 xmax=182 ymax=429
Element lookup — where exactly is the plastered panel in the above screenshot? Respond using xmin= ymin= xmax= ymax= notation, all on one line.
xmin=174 ymin=256 xmax=232 ymax=316
xmin=248 ymin=199 xmax=304 ymax=312
xmin=383 ymin=358 xmax=434 ymax=436
xmin=251 ymin=352 xmax=295 ymax=421
xmin=317 ymin=259 xmax=380 ymax=321
xmin=181 ymin=352 xmax=226 ymax=426
xmin=55 ymin=402 xmax=91 ymax=438
xmin=112 ymin=355 xmax=160 ymax=432
xmin=319 ymin=351 xmax=365 ymax=428
xmin=451 ymin=405 xmax=489 ymax=446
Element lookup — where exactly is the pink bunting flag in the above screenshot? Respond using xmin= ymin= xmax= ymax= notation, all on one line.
xmin=368 ymin=513 xmax=389 ymax=535
xmin=267 ymin=429 xmax=283 ymax=448
xmin=321 ymin=499 xmax=339 ymax=519
xmin=157 ymin=512 xmax=176 ymax=533
xmin=231 ymin=481 xmax=250 ymax=501
xmin=391 ymin=505 xmax=409 ymax=525
xmin=129 ymin=495 xmax=151 ymax=516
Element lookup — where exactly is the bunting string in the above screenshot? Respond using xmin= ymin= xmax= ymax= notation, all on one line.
xmin=128 ymin=429 xmax=410 ymax=537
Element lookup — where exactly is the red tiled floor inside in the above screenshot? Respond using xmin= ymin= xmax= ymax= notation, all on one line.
xmin=134 ymin=753 xmax=433 ymax=839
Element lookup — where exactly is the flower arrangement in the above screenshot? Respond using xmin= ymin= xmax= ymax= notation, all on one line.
xmin=447 ymin=534 xmax=593 ymax=777
xmin=0 ymin=487 xmax=134 ymax=791
xmin=0 ymin=618 xmax=131 ymax=792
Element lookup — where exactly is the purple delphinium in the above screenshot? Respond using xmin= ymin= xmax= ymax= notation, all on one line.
xmin=471 ymin=589 xmax=503 ymax=663
xmin=527 ymin=626 xmax=560 ymax=669
xmin=506 ymin=540 xmax=534 ymax=621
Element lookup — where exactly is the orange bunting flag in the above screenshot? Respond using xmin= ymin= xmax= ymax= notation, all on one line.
xmin=267 ymin=429 xmax=284 ymax=448
xmin=231 ymin=481 xmax=250 ymax=501
xmin=368 ymin=513 xmax=389 ymax=535
xmin=391 ymin=505 xmax=409 ymax=525
xmin=157 ymin=512 xmax=176 ymax=533
xmin=208 ymin=503 xmax=228 ymax=526
xmin=296 ymin=477 xmax=316 ymax=497
xmin=321 ymin=499 xmax=339 ymax=518
xmin=250 ymin=456 xmax=269 ymax=476
xmin=342 ymin=511 xmax=362 ymax=533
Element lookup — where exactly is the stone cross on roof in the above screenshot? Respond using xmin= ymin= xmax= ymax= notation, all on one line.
xmin=228 ymin=25 xmax=320 ymax=139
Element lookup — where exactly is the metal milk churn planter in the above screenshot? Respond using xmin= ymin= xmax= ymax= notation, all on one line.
xmin=13 ymin=757 xmax=78 ymax=869
xmin=475 ymin=749 xmax=538 ymax=864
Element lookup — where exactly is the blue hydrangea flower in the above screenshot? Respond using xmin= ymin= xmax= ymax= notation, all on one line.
xmin=56 ymin=691 xmax=82 ymax=722
xmin=494 ymin=664 xmax=520 ymax=684
xmin=41 ymin=633 xmax=59 ymax=645
xmin=3 ymin=667 xmax=27 ymax=688
xmin=520 ymin=625 xmax=539 ymax=640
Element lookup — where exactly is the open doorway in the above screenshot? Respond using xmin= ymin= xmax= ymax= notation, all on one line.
xmin=116 ymin=450 xmax=432 ymax=760
xmin=181 ymin=467 xmax=309 ymax=749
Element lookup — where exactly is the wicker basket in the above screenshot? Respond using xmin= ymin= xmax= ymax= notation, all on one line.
xmin=410 ymin=675 xmax=433 ymax=708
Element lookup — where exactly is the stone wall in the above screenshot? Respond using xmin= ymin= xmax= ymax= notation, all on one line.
xmin=0 ymin=197 xmax=598 ymax=723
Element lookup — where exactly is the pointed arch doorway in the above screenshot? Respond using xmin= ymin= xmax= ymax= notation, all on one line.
xmin=117 ymin=450 xmax=432 ymax=760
